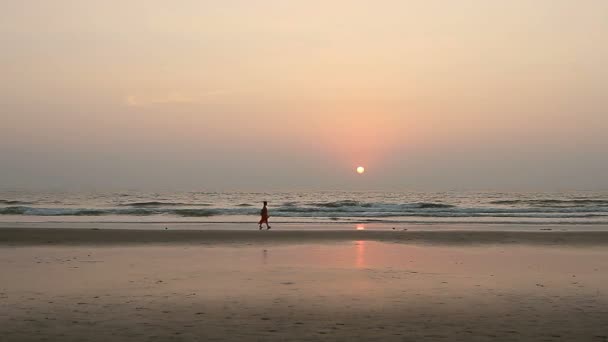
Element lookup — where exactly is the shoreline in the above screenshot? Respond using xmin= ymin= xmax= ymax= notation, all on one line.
xmin=3 ymin=227 xmax=608 ymax=246
xmin=2 ymin=220 xmax=608 ymax=225
xmin=2 ymin=221 xmax=608 ymax=230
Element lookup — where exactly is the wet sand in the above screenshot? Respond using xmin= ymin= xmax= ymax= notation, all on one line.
xmin=2 ymin=227 xmax=608 ymax=246
xmin=1 ymin=228 xmax=608 ymax=341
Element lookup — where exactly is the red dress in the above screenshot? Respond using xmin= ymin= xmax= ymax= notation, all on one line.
xmin=259 ymin=207 xmax=269 ymax=224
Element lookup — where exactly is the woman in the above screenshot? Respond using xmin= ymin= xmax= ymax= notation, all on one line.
xmin=258 ymin=201 xmax=271 ymax=230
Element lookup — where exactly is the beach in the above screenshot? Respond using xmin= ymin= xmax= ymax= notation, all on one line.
xmin=1 ymin=226 xmax=607 ymax=341
xmin=4 ymin=0 xmax=608 ymax=339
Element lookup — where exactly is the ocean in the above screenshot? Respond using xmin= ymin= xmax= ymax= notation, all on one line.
xmin=1 ymin=190 xmax=608 ymax=226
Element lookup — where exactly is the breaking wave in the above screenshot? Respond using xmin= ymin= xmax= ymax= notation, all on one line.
xmin=411 ymin=202 xmax=455 ymax=209
xmin=490 ymin=199 xmax=608 ymax=207
xmin=311 ymin=200 xmax=371 ymax=208
xmin=0 ymin=200 xmax=34 ymax=205
xmin=120 ymin=201 xmax=212 ymax=207
xmin=2 ymin=201 xmax=607 ymax=220
xmin=306 ymin=201 xmax=453 ymax=209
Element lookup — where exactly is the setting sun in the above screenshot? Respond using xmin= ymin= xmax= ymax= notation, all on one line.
xmin=357 ymin=166 xmax=365 ymax=174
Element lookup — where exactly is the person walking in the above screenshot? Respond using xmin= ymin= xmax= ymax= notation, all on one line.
xmin=259 ymin=201 xmax=271 ymax=230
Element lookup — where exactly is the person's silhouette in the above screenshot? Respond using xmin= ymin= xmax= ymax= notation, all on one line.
xmin=259 ymin=201 xmax=271 ymax=230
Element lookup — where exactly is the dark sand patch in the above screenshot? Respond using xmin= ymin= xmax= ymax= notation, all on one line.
xmin=2 ymin=228 xmax=608 ymax=246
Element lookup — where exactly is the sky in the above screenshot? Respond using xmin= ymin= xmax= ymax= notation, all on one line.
xmin=1 ymin=1 xmax=607 ymax=191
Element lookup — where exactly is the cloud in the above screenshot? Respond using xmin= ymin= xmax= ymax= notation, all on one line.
xmin=125 ymin=90 xmax=228 ymax=107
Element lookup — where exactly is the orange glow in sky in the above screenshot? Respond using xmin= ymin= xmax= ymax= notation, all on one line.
xmin=1 ymin=1 xmax=607 ymax=190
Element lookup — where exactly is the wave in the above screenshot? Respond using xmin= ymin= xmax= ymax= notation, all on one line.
xmin=0 ymin=207 xmax=107 ymax=216
xmin=310 ymin=200 xmax=371 ymax=208
xmin=490 ymin=199 xmax=608 ymax=207
xmin=410 ymin=202 xmax=455 ymax=209
xmin=307 ymin=201 xmax=453 ymax=209
xmin=0 ymin=200 xmax=34 ymax=205
xmin=0 ymin=206 xmax=250 ymax=217
xmin=0 ymin=207 xmax=160 ymax=216
xmin=120 ymin=201 xmax=212 ymax=207
xmin=2 ymin=204 xmax=607 ymax=219
xmin=273 ymin=203 xmax=607 ymax=215
xmin=0 ymin=207 xmax=28 ymax=215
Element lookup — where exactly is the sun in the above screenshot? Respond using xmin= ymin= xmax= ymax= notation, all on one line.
xmin=356 ymin=166 xmax=365 ymax=174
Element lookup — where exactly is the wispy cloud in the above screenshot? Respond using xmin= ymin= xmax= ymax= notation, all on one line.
xmin=125 ymin=90 xmax=229 ymax=107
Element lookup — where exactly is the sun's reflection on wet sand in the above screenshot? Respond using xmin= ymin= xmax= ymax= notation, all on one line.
xmin=355 ymin=240 xmax=366 ymax=268
xmin=354 ymin=224 xmax=366 ymax=268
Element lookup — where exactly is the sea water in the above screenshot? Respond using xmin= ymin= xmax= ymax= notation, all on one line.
xmin=1 ymin=190 xmax=608 ymax=226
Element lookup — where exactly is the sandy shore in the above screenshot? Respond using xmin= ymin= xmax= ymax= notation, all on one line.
xmin=1 ymin=227 xmax=607 ymax=341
